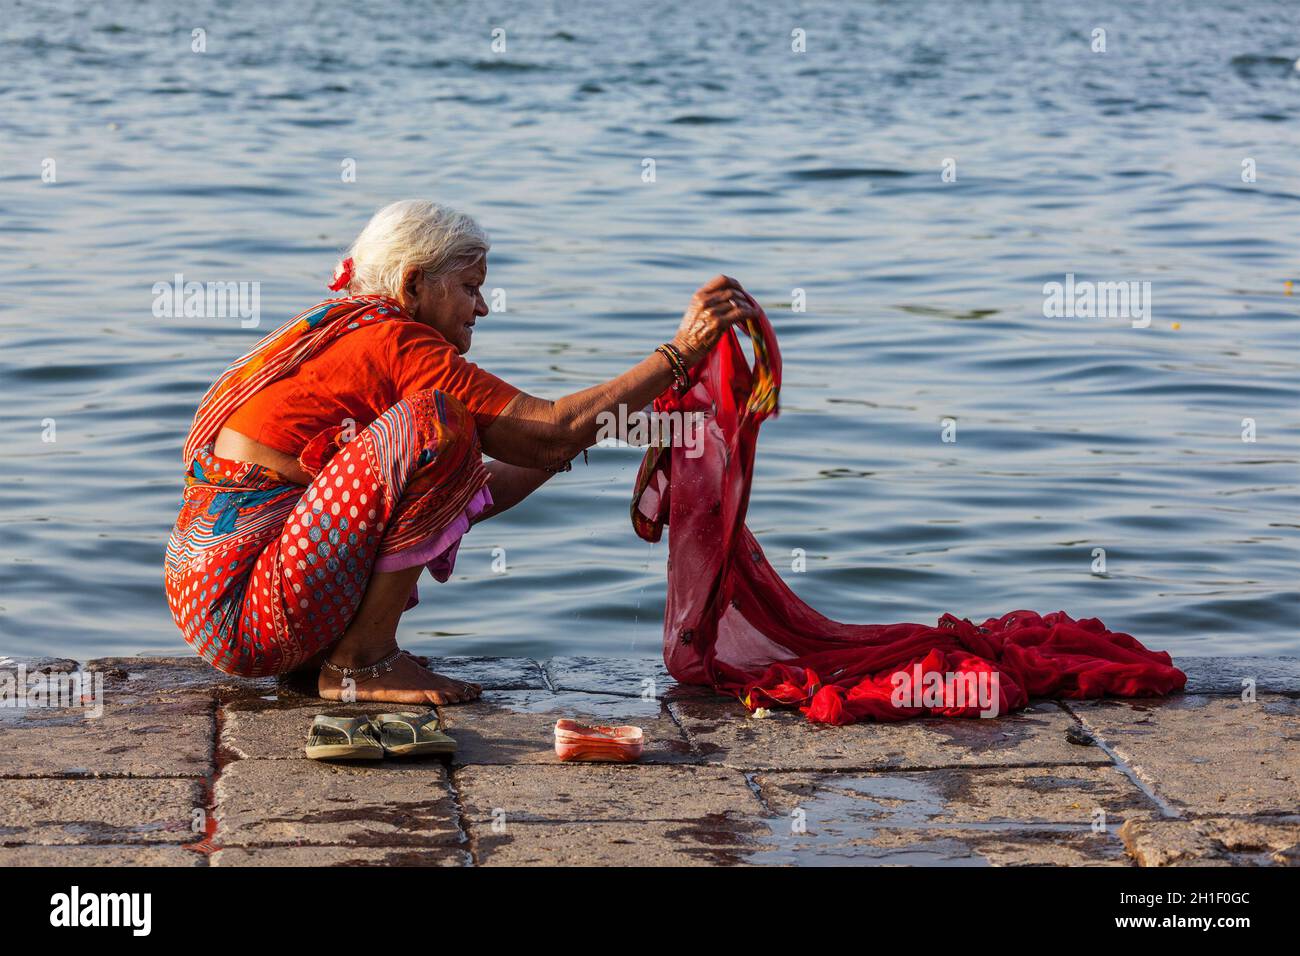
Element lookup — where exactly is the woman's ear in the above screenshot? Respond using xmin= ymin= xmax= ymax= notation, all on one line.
xmin=400 ymin=265 xmax=423 ymax=310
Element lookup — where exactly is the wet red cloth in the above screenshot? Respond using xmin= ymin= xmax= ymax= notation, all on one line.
xmin=631 ymin=303 xmax=1186 ymax=724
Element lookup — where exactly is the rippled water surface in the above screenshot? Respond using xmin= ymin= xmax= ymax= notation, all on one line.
xmin=2 ymin=0 xmax=1298 ymax=661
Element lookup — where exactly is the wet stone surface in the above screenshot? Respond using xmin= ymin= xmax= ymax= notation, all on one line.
xmin=0 ymin=701 xmax=214 ymax=778
xmin=0 ymin=845 xmax=204 ymax=866
xmin=85 ymin=656 xmax=276 ymax=700
xmin=1120 ymin=816 xmax=1300 ymax=867
xmin=460 ymin=764 xmax=770 ymax=866
xmin=755 ymin=766 xmax=1158 ymax=826
xmin=475 ymin=820 xmax=768 ymax=866
xmin=1 ymin=655 xmax=1296 ymax=866
xmin=222 ymin=698 xmax=382 ymax=760
xmin=1177 ymin=656 xmax=1300 ymax=696
xmin=439 ymin=689 xmax=695 ymax=765
xmin=0 ymin=778 xmax=204 ymax=846
xmin=419 ymin=656 xmax=547 ymax=690
xmin=750 ymin=824 xmax=1133 ymax=866
xmin=215 ymin=759 xmax=462 ymax=848
xmin=272 ymin=655 xmax=548 ymax=699
xmin=457 ymin=763 xmax=761 ymax=824
xmin=0 ymin=656 xmax=81 ymax=675
xmin=747 ymin=766 xmax=1152 ymax=865
xmin=669 ymin=698 xmax=1112 ymax=771
xmin=542 ymin=656 xmax=673 ymax=697
xmin=1064 ymin=694 xmax=1300 ymax=817
xmin=211 ymin=845 xmax=469 ymax=867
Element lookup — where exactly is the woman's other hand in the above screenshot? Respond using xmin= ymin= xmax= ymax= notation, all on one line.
xmin=672 ymin=275 xmax=759 ymax=366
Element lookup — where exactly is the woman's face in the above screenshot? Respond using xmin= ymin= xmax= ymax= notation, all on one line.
xmin=406 ymin=256 xmax=488 ymax=354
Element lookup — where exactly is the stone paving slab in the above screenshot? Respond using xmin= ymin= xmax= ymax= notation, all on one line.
xmin=211 ymin=845 xmax=469 ymax=866
xmin=1178 ymin=656 xmax=1300 ymax=696
xmin=751 ymin=824 xmax=1134 ymax=866
xmin=669 ymin=698 xmax=1111 ymax=771
xmin=2 ymin=655 xmax=1297 ymax=866
xmin=271 ymin=656 xmax=549 ymax=700
xmin=421 ymin=656 xmax=547 ymax=690
xmin=0 ymin=656 xmax=215 ymax=722
xmin=542 ymin=656 xmax=674 ymax=696
xmin=225 ymin=690 xmax=698 ymax=764
xmin=475 ymin=820 xmax=767 ymax=866
xmin=748 ymin=766 xmax=1151 ymax=865
xmin=214 ymin=759 xmax=462 ymax=848
xmin=1120 ymin=817 xmax=1300 ymax=867
xmin=456 ymin=764 xmax=762 ymax=824
xmin=221 ymin=699 xmax=381 ymax=760
xmin=440 ymin=689 xmax=695 ymax=765
xmin=460 ymin=762 xmax=771 ymax=866
xmin=1064 ymin=694 xmax=1299 ymax=817
xmin=0 ymin=845 xmax=204 ymax=866
xmin=0 ymin=778 xmax=204 ymax=846
xmin=0 ymin=696 xmax=214 ymax=778
xmin=0 ymin=656 xmax=80 ymax=675
xmin=86 ymin=656 xmax=275 ymax=700
xmin=754 ymin=765 xmax=1158 ymax=826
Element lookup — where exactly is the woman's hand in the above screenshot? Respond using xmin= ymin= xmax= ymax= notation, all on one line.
xmin=672 ymin=275 xmax=760 ymax=366
xmin=479 ymin=274 xmax=761 ymax=470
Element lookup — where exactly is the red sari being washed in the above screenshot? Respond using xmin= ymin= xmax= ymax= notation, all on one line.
xmin=632 ymin=299 xmax=1186 ymax=725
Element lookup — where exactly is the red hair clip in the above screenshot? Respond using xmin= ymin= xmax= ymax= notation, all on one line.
xmin=328 ymin=256 xmax=354 ymax=292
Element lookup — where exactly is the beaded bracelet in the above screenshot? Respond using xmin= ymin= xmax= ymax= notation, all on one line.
xmin=655 ymin=343 xmax=691 ymax=394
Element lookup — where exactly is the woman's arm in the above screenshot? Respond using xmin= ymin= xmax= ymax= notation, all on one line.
xmin=480 ymin=276 xmax=758 ymax=470
xmin=472 ymin=460 xmax=556 ymax=524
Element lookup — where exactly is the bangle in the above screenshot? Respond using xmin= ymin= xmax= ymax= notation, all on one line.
xmin=655 ymin=343 xmax=690 ymax=394
xmin=660 ymin=340 xmax=690 ymax=371
xmin=655 ymin=345 xmax=688 ymax=393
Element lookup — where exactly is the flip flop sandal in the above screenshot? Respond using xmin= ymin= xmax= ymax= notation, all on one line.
xmin=553 ymin=719 xmax=644 ymax=763
xmin=373 ymin=710 xmax=458 ymax=757
xmin=304 ymin=714 xmax=384 ymax=761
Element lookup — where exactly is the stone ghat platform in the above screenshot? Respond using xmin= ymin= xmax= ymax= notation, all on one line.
xmin=0 ymin=655 xmax=1296 ymax=866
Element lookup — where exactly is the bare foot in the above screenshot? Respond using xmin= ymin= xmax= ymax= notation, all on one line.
xmin=317 ymin=653 xmax=482 ymax=705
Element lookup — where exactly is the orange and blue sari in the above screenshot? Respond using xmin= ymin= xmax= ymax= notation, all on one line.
xmin=165 ymin=296 xmax=490 ymax=677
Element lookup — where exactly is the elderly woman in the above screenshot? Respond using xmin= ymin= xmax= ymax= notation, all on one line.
xmin=166 ymin=200 xmax=757 ymax=705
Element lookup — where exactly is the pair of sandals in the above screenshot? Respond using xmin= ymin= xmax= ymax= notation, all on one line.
xmin=305 ymin=711 xmax=455 ymax=761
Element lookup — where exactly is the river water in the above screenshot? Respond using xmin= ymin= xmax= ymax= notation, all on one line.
xmin=2 ymin=0 xmax=1297 ymax=662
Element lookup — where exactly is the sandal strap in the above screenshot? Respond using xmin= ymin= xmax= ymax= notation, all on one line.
xmin=310 ymin=714 xmax=377 ymax=745
xmin=374 ymin=710 xmax=442 ymax=741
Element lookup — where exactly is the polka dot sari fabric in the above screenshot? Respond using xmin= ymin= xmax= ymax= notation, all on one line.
xmin=165 ymin=389 xmax=489 ymax=677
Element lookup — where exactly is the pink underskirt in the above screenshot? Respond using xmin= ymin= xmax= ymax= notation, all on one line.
xmin=374 ymin=484 xmax=493 ymax=609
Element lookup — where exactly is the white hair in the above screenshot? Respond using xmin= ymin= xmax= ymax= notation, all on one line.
xmin=341 ymin=200 xmax=490 ymax=300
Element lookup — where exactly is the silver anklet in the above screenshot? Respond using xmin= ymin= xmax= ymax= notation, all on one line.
xmin=321 ymin=648 xmax=403 ymax=681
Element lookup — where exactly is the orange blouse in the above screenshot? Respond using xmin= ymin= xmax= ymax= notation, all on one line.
xmin=222 ymin=319 xmax=521 ymax=457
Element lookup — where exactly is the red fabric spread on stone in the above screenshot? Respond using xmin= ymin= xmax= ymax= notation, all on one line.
xmin=631 ymin=302 xmax=1186 ymax=725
